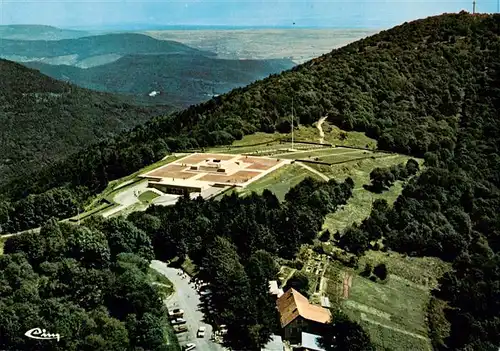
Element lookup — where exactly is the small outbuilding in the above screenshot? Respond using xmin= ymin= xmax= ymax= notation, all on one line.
xmin=269 ymin=280 xmax=284 ymax=298
xmin=298 ymin=332 xmax=326 ymax=351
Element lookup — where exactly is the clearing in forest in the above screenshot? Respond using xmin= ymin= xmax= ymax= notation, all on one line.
xmin=322 ymin=253 xmax=447 ymax=351
xmin=318 ymin=155 xmax=423 ymax=236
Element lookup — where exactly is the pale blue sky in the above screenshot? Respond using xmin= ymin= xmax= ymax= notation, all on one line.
xmin=1 ymin=0 xmax=498 ymax=29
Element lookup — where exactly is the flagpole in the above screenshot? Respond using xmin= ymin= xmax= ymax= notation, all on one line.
xmin=291 ymin=97 xmax=294 ymax=150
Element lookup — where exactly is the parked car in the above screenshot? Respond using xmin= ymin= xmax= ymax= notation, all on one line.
xmin=169 ymin=308 xmax=184 ymax=318
xmin=219 ymin=324 xmax=228 ymax=335
xmin=183 ymin=343 xmax=196 ymax=351
xmin=171 ymin=318 xmax=187 ymax=325
xmin=174 ymin=325 xmax=188 ymax=334
xmin=197 ymin=326 xmax=206 ymax=338
xmin=200 ymin=289 xmax=212 ymax=296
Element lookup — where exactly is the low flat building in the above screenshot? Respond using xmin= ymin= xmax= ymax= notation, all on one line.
xmin=276 ymin=288 xmax=331 ymax=343
xmin=139 ymin=153 xmax=288 ymax=197
xmin=261 ymin=334 xmax=284 ymax=351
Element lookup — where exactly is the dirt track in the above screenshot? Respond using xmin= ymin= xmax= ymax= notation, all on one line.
xmin=316 ymin=116 xmax=327 ymax=144
xmin=342 ymin=271 xmax=353 ymax=299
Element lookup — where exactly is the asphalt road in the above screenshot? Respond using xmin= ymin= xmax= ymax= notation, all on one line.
xmin=150 ymin=260 xmax=226 ymax=351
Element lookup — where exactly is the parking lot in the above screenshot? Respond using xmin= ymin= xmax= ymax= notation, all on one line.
xmin=150 ymin=260 xmax=226 ymax=351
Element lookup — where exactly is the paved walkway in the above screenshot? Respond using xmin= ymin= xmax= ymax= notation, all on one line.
xmin=297 ymin=162 xmax=330 ymax=181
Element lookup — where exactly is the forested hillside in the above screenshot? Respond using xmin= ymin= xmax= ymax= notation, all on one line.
xmin=24 ymin=54 xmax=295 ymax=106
xmin=1 ymin=11 xmax=499 ymax=350
xmin=0 ymin=59 xmax=172 ymax=185
xmin=3 ymin=13 xmax=497 ymax=202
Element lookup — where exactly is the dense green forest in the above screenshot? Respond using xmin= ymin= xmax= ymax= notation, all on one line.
xmin=1 ymin=219 xmax=172 ymax=351
xmin=0 ymin=59 xmax=172 ymax=186
xmin=1 ymin=176 xmax=354 ymax=350
xmin=24 ymin=54 xmax=295 ymax=106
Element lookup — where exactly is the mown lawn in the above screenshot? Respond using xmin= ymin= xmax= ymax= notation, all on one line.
xmin=238 ymin=163 xmax=324 ymax=201
xmin=317 ymin=151 xmax=387 ymax=164
xmin=139 ymin=190 xmax=160 ymax=203
xmin=290 ymin=124 xmax=377 ymax=149
xmin=278 ymin=147 xmax=362 ymax=160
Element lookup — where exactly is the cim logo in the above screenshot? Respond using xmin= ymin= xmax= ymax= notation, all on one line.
xmin=25 ymin=328 xmax=61 ymax=342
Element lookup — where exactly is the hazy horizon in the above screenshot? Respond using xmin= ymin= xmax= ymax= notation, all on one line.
xmin=2 ymin=0 xmax=498 ymax=30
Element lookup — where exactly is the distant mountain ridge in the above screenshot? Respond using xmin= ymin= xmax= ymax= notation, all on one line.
xmin=0 ymin=59 xmax=172 ymax=183
xmin=0 ymin=33 xmax=214 ymax=67
xmin=25 ymin=54 xmax=296 ymax=106
xmin=0 ymin=24 xmax=90 ymax=40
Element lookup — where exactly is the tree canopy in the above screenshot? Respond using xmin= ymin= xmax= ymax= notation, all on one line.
xmin=0 ymin=221 xmax=171 ymax=351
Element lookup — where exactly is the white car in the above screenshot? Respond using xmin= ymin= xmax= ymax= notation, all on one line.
xmin=168 ymin=308 xmax=184 ymax=318
xmin=171 ymin=318 xmax=187 ymax=325
xmin=200 ymin=289 xmax=212 ymax=296
xmin=197 ymin=326 xmax=206 ymax=338
xmin=184 ymin=343 xmax=196 ymax=351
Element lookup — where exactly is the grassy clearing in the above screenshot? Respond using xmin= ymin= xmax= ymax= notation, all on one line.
xmin=207 ymin=132 xmax=283 ymax=153
xmin=237 ymin=163 xmax=324 ymax=201
xmin=148 ymin=267 xmax=174 ymax=287
xmin=148 ymin=267 xmax=175 ymax=302
xmin=347 ymin=275 xmax=429 ymax=335
xmin=290 ymin=124 xmax=377 ymax=149
xmin=139 ymin=190 xmax=160 ymax=203
xmin=323 ymin=253 xmax=439 ymax=351
xmin=210 ymin=142 xmax=326 ymax=156
xmin=180 ymin=256 xmax=198 ymax=277
xmin=323 ymin=181 xmax=404 ymax=235
xmin=232 ymin=132 xmax=282 ymax=146
xmin=358 ymin=251 xmax=450 ymax=288
xmin=317 ymin=152 xmax=387 ymax=164
xmin=318 ymin=155 xmax=421 ymax=235
xmin=278 ymin=147 xmax=361 ymax=160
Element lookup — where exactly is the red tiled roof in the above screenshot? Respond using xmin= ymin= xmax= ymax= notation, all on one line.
xmin=276 ymin=288 xmax=331 ymax=328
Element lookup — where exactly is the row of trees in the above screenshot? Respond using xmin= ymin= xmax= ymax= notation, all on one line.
xmin=368 ymin=159 xmax=419 ymax=193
